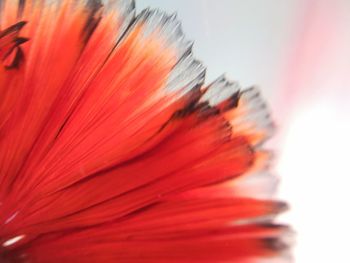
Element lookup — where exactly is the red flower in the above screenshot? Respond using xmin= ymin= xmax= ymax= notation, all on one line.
xmin=0 ymin=1 xmax=289 ymax=262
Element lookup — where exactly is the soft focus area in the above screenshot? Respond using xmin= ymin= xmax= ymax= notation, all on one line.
xmin=139 ymin=1 xmax=350 ymax=262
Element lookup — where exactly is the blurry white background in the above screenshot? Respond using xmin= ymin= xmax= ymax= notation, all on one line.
xmin=139 ymin=1 xmax=350 ymax=262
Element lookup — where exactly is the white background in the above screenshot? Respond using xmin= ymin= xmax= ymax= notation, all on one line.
xmin=138 ymin=1 xmax=350 ymax=262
